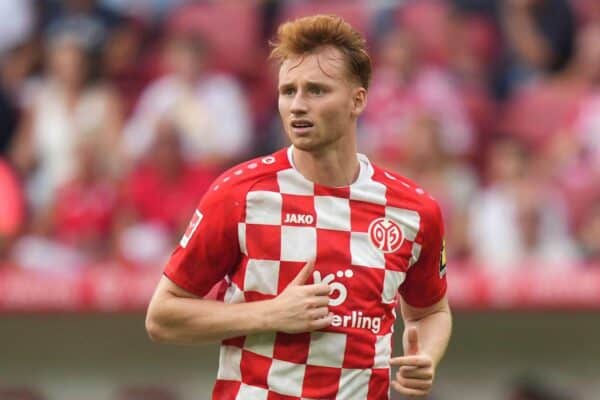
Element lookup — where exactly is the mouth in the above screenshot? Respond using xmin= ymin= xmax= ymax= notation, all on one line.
xmin=290 ymin=120 xmax=314 ymax=135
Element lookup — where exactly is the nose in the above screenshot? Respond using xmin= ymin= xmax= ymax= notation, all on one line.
xmin=290 ymin=91 xmax=308 ymax=115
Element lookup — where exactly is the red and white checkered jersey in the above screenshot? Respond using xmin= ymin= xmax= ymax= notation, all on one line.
xmin=165 ymin=147 xmax=447 ymax=400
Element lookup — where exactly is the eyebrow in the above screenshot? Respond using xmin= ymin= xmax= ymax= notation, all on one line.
xmin=278 ymin=80 xmax=331 ymax=89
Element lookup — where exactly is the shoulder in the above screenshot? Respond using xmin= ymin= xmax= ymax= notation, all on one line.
xmin=370 ymin=162 xmax=443 ymax=227
xmin=202 ymin=148 xmax=292 ymax=205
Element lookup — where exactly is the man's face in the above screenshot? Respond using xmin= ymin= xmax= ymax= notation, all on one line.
xmin=278 ymin=46 xmax=365 ymax=152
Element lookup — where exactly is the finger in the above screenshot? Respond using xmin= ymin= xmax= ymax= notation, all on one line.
xmin=394 ymin=374 xmax=433 ymax=391
xmin=289 ymin=260 xmax=315 ymax=286
xmin=305 ymin=283 xmax=331 ymax=296
xmin=309 ymin=307 xmax=329 ymax=320
xmin=309 ymin=314 xmax=333 ymax=330
xmin=308 ymin=296 xmax=330 ymax=308
xmin=389 ymin=356 xmax=432 ymax=368
xmin=399 ymin=366 xmax=433 ymax=380
xmin=390 ymin=381 xmax=428 ymax=397
xmin=405 ymin=327 xmax=419 ymax=356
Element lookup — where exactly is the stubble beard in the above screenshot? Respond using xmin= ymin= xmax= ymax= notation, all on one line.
xmin=286 ymin=125 xmax=346 ymax=154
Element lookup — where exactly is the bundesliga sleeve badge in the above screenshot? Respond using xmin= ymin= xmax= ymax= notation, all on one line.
xmin=180 ymin=209 xmax=203 ymax=248
xmin=439 ymin=239 xmax=447 ymax=278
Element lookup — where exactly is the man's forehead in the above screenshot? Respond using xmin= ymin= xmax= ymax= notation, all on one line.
xmin=279 ymin=47 xmax=348 ymax=83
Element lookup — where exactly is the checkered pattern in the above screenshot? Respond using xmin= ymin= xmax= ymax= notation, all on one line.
xmin=166 ymin=148 xmax=446 ymax=400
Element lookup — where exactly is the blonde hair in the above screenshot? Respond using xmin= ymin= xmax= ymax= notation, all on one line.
xmin=270 ymin=14 xmax=372 ymax=89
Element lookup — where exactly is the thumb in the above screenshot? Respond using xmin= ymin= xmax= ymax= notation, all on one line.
xmin=288 ymin=260 xmax=315 ymax=286
xmin=405 ymin=327 xmax=419 ymax=356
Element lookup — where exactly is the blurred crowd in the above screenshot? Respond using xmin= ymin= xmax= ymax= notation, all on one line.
xmin=0 ymin=0 xmax=598 ymax=274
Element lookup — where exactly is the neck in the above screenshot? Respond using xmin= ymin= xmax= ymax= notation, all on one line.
xmin=291 ymin=136 xmax=360 ymax=187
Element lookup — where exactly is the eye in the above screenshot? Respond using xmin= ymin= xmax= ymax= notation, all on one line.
xmin=281 ymin=87 xmax=295 ymax=96
xmin=309 ymin=86 xmax=323 ymax=95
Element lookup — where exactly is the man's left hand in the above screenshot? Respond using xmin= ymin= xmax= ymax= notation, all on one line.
xmin=389 ymin=327 xmax=435 ymax=397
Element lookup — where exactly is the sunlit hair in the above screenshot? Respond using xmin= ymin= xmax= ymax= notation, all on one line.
xmin=270 ymin=14 xmax=372 ymax=89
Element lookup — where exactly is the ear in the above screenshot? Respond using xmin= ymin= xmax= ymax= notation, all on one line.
xmin=350 ymin=87 xmax=367 ymax=117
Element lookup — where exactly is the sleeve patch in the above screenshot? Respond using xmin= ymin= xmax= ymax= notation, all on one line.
xmin=180 ymin=209 xmax=203 ymax=248
xmin=439 ymin=239 xmax=447 ymax=278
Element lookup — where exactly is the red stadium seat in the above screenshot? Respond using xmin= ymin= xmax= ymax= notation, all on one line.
xmin=166 ymin=2 xmax=262 ymax=74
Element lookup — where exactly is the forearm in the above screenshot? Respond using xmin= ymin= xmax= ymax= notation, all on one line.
xmin=147 ymin=261 xmax=332 ymax=345
xmin=403 ymin=305 xmax=452 ymax=368
xmin=146 ymin=294 xmax=274 ymax=345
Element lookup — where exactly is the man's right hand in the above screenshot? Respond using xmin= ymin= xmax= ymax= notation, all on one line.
xmin=265 ymin=260 xmax=332 ymax=333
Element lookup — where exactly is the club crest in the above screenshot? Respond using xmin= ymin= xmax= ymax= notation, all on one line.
xmin=368 ymin=217 xmax=404 ymax=253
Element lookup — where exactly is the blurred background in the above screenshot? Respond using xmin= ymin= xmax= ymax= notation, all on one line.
xmin=0 ymin=0 xmax=599 ymax=399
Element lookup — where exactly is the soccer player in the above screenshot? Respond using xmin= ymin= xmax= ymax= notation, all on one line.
xmin=146 ymin=14 xmax=452 ymax=399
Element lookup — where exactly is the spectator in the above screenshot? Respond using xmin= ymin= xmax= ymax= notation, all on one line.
xmin=47 ymin=135 xmax=118 ymax=261
xmin=446 ymin=11 xmax=499 ymax=144
xmin=468 ymin=137 xmax=579 ymax=269
xmin=397 ymin=114 xmax=478 ymax=261
xmin=116 ymin=119 xmax=216 ymax=268
xmin=361 ymin=27 xmax=475 ymax=166
xmin=40 ymin=0 xmax=123 ymax=53
xmin=493 ymin=0 xmax=575 ymax=99
xmin=11 ymin=30 xmax=123 ymax=211
xmin=527 ymin=23 xmax=600 ymax=227
xmin=0 ymin=41 xmax=37 ymax=156
xmin=8 ymin=134 xmax=118 ymax=272
xmin=101 ymin=18 xmax=157 ymax=117
xmin=563 ymin=23 xmax=600 ymax=173
xmin=100 ymin=0 xmax=190 ymax=23
xmin=121 ymin=32 xmax=252 ymax=168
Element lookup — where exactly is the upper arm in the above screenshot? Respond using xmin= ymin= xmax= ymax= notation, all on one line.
xmin=162 ymin=183 xmax=242 ymax=298
xmin=399 ymin=200 xmax=447 ymax=308
xmin=400 ymin=294 xmax=450 ymax=322
xmin=155 ymin=274 xmax=201 ymax=301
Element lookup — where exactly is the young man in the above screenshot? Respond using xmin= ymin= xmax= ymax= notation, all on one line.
xmin=146 ymin=14 xmax=452 ymax=399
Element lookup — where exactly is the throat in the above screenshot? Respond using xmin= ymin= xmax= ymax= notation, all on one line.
xmin=290 ymin=146 xmax=361 ymax=187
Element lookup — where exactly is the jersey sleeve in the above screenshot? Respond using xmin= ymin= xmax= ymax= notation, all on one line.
xmin=163 ymin=185 xmax=242 ymax=297
xmin=399 ymin=200 xmax=447 ymax=307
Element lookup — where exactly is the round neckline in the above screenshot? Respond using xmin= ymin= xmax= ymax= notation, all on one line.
xmin=285 ymin=145 xmax=372 ymax=190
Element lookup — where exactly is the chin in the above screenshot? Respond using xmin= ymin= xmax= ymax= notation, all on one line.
xmin=290 ymin=137 xmax=322 ymax=152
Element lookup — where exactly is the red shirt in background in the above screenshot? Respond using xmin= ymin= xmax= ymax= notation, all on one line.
xmin=120 ymin=162 xmax=216 ymax=233
xmin=54 ymin=180 xmax=117 ymax=246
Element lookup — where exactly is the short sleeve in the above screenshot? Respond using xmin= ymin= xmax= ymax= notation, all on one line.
xmin=163 ymin=186 xmax=242 ymax=297
xmin=399 ymin=201 xmax=447 ymax=307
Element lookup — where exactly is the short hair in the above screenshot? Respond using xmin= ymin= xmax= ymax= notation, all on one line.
xmin=270 ymin=14 xmax=372 ymax=89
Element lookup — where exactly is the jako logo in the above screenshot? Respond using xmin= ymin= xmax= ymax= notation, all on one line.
xmin=284 ymin=213 xmax=314 ymax=224
xmin=368 ymin=217 xmax=404 ymax=253
xmin=313 ymin=269 xmax=353 ymax=306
